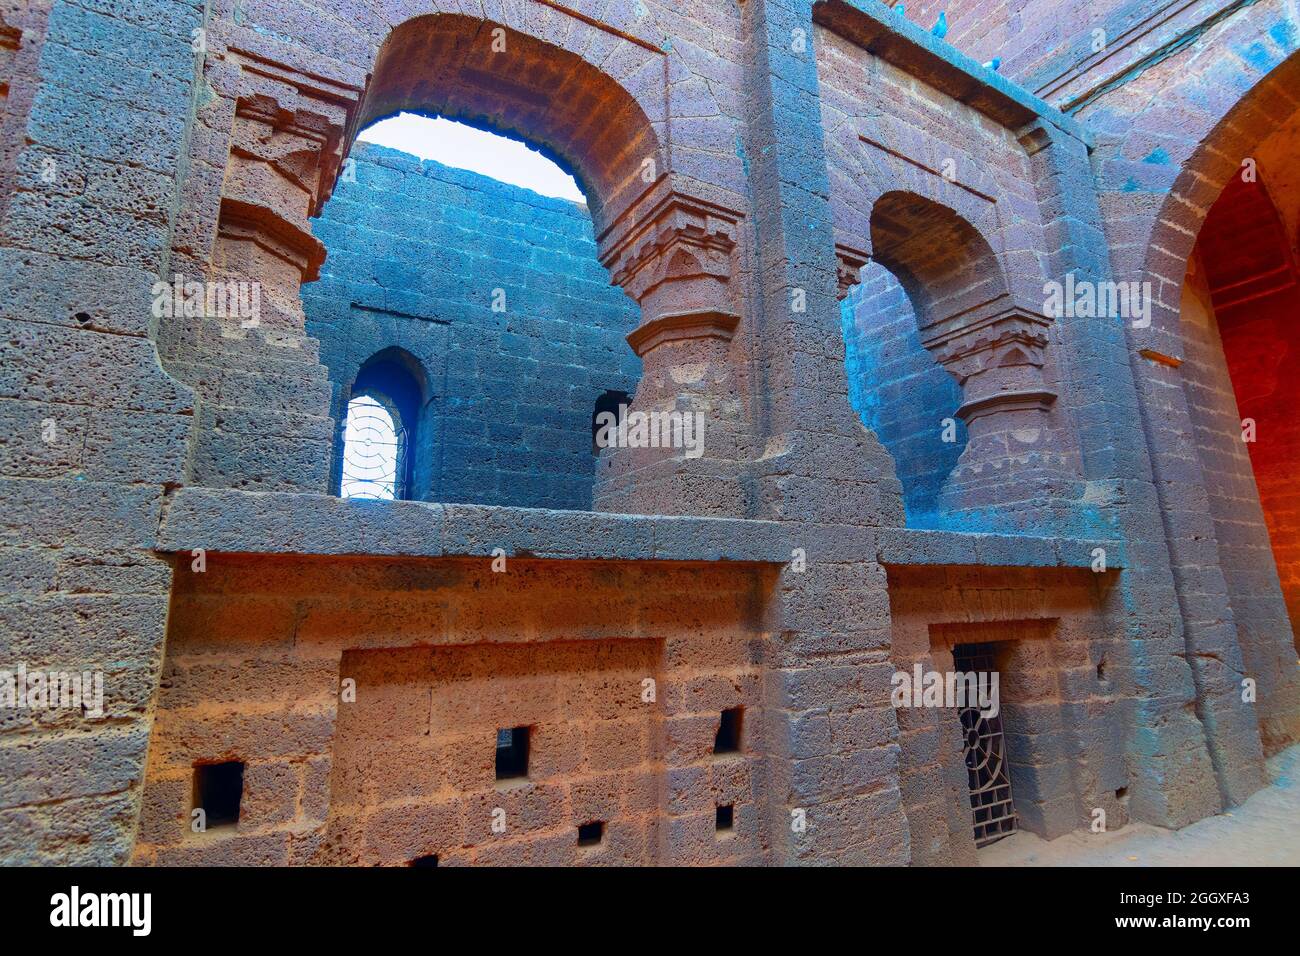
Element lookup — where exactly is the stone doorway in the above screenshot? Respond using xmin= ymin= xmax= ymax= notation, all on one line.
xmin=953 ymin=642 xmax=1017 ymax=847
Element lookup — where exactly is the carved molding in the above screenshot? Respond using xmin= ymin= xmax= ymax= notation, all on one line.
xmin=600 ymin=188 xmax=742 ymax=305
xmin=957 ymin=387 xmax=1058 ymax=424
xmin=626 ymin=308 xmax=740 ymax=357
xmin=834 ymin=241 xmax=870 ymax=300
xmin=217 ymin=196 xmax=326 ymax=282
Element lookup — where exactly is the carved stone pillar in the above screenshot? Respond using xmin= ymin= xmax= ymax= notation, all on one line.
xmin=175 ymin=51 xmax=361 ymax=492
xmin=920 ymin=295 xmax=1073 ymax=509
xmin=593 ymin=184 xmax=755 ymax=516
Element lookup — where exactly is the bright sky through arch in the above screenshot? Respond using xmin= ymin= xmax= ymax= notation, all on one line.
xmin=357 ymin=113 xmax=586 ymax=203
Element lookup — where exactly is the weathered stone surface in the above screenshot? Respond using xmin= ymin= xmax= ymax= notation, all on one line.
xmin=1 ymin=0 xmax=1296 ymax=868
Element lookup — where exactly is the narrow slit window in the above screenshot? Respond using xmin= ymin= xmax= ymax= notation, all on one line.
xmin=495 ymin=726 xmax=530 ymax=780
xmin=714 ymin=707 xmax=743 ymax=755
xmin=716 ymin=804 xmax=735 ymax=833
xmin=592 ymin=389 xmax=631 ymax=455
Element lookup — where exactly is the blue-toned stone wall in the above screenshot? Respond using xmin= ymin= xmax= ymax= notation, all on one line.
xmin=302 ymin=142 xmax=642 ymax=511
xmin=841 ymin=263 xmax=966 ymax=526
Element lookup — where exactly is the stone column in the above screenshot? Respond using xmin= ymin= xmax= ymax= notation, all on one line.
xmin=592 ymin=181 xmax=756 ymax=517
xmin=920 ymin=296 xmax=1075 ymax=511
xmin=164 ymin=50 xmax=362 ymax=493
xmin=741 ymin=0 xmax=911 ymax=866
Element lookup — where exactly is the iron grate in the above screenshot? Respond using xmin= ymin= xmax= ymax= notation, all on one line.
xmin=953 ymin=642 xmax=1017 ymax=847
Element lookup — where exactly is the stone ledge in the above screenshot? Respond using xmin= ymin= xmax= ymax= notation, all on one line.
xmin=813 ymin=0 xmax=1092 ymax=146
xmin=156 ymin=488 xmax=1125 ymax=570
xmin=155 ymin=488 xmax=794 ymax=564
xmin=877 ymin=528 xmax=1125 ymax=570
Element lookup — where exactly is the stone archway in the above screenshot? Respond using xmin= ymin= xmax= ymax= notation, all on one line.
xmin=866 ymin=191 xmax=1073 ymax=518
xmin=1188 ymin=167 xmax=1300 ymax=653
xmin=157 ymin=8 xmax=760 ymax=516
xmin=356 ymin=14 xmax=663 ymax=236
xmin=1093 ymin=41 xmax=1300 ymax=765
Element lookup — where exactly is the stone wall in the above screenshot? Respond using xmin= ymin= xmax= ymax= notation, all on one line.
xmin=132 ymin=554 xmax=773 ymax=866
xmin=302 ymin=143 xmax=642 ymax=511
xmin=0 ymin=0 xmax=203 ymax=865
xmin=1 ymin=0 xmax=1297 ymax=867
xmin=841 ymin=263 xmax=966 ymax=524
xmin=886 ymin=564 xmax=1128 ymax=865
xmin=888 ymin=0 xmax=1233 ymax=107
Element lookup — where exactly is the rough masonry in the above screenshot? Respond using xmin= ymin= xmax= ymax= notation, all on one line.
xmin=0 ymin=0 xmax=1298 ymax=866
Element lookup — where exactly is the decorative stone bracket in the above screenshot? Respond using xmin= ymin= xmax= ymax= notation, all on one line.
xmin=919 ymin=296 xmax=1058 ymax=425
xmin=835 ymin=241 xmax=870 ymax=300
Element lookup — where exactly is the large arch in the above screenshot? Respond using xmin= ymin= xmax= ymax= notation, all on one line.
xmin=1117 ymin=49 xmax=1300 ymax=341
xmin=352 ymin=14 xmax=664 ymax=233
xmin=1186 ymin=171 xmax=1300 ymax=653
xmin=861 ymin=191 xmax=1074 ymax=523
xmin=1091 ymin=30 xmax=1300 ymax=760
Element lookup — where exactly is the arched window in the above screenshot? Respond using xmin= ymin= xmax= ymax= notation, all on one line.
xmin=335 ymin=348 xmax=429 ymax=501
xmin=340 ymin=394 xmax=405 ymax=500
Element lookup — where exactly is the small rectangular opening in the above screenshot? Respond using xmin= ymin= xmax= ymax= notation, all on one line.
xmin=193 ymin=760 xmax=244 ymax=828
xmin=716 ymin=804 xmax=735 ymax=834
xmin=495 ymin=726 xmax=530 ymax=780
xmin=409 ymin=854 xmax=439 ymax=867
xmin=577 ymin=821 xmax=605 ymax=847
xmin=713 ymin=707 xmax=743 ymax=755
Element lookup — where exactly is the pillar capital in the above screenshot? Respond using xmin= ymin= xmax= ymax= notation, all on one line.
xmin=599 ymin=184 xmax=743 ymax=328
xmin=919 ymin=297 xmax=1058 ymax=421
xmin=217 ymin=50 xmax=363 ymax=288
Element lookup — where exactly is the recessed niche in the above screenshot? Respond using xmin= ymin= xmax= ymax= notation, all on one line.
xmin=577 ymin=821 xmax=605 ymax=847
xmin=714 ymin=707 xmax=743 ymax=755
xmin=495 ymin=726 xmax=530 ymax=780
xmin=193 ymin=760 xmax=244 ymax=828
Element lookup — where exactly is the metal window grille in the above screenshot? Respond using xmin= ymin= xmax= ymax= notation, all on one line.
xmin=953 ymin=642 xmax=1017 ymax=847
xmin=340 ymin=395 xmax=407 ymax=500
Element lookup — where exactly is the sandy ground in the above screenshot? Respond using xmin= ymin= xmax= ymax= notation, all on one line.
xmin=979 ymin=744 xmax=1300 ymax=866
